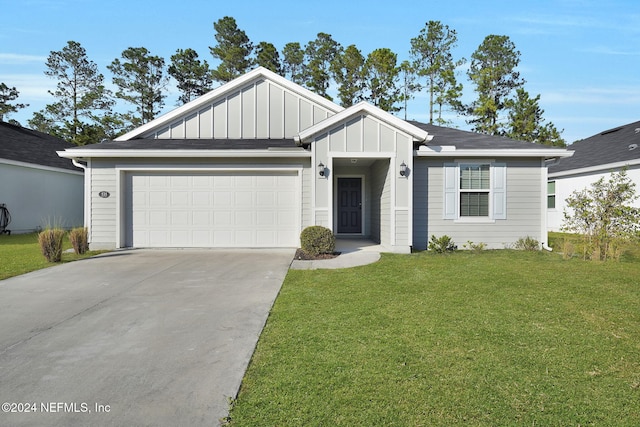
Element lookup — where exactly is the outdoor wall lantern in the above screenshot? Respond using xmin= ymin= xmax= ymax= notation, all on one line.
xmin=318 ymin=162 xmax=326 ymax=177
xmin=399 ymin=161 xmax=407 ymax=177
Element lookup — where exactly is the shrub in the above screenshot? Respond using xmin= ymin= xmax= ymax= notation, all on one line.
xmin=463 ymin=240 xmax=487 ymax=253
xmin=428 ymin=235 xmax=457 ymax=253
xmin=69 ymin=227 xmax=89 ymax=255
xmin=514 ymin=236 xmax=540 ymax=251
xmin=38 ymin=228 xmax=66 ymax=262
xmin=300 ymin=226 xmax=335 ymax=256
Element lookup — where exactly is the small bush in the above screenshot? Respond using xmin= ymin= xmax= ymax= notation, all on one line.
xmin=69 ymin=227 xmax=89 ymax=255
xmin=463 ymin=240 xmax=487 ymax=253
xmin=514 ymin=236 xmax=540 ymax=251
xmin=38 ymin=228 xmax=66 ymax=262
xmin=300 ymin=226 xmax=335 ymax=256
xmin=428 ymin=235 xmax=457 ymax=253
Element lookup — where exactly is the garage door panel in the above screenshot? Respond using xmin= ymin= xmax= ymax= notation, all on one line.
xmin=127 ymin=171 xmax=299 ymax=247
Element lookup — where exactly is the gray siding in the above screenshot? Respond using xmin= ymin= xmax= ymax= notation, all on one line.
xmin=370 ymin=159 xmax=390 ymax=246
xmin=141 ymin=78 xmax=333 ymax=140
xmin=413 ymin=158 xmax=544 ymax=250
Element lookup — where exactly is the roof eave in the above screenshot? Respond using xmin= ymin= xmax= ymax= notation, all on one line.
xmin=549 ymin=158 xmax=640 ymax=178
xmin=415 ymin=147 xmax=575 ymax=159
xmin=57 ymin=148 xmax=312 ymax=159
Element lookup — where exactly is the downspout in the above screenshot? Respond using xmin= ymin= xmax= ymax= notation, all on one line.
xmin=541 ymin=157 xmax=553 ymax=252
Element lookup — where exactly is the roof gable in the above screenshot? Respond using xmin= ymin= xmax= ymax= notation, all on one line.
xmin=0 ymin=122 xmax=80 ymax=171
xmin=116 ymin=67 xmax=344 ymax=141
xmin=549 ymin=120 xmax=640 ymax=174
xmin=297 ymin=102 xmax=431 ymax=144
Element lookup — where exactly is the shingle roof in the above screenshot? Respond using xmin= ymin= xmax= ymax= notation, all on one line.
xmin=0 ymin=121 xmax=80 ymax=171
xmin=409 ymin=121 xmax=567 ymax=151
xmin=77 ymin=138 xmax=300 ymax=150
xmin=549 ymin=120 xmax=640 ymax=174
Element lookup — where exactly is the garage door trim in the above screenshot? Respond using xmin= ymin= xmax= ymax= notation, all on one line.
xmin=115 ymin=164 xmax=303 ymax=248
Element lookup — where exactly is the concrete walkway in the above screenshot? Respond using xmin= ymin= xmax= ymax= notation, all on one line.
xmin=290 ymin=239 xmax=384 ymax=270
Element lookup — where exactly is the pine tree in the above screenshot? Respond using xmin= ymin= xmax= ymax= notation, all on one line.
xmin=168 ymin=48 xmax=213 ymax=105
xmin=209 ymin=16 xmax=253 ymax=83
xmin=364 ymin=48 xmax=401 ymax=112
xmin=29 ymin=41 xmax=114 ymax=144
xmin=108 ymin=47 xmax=169 ymax=128
xmin=282 ymin=42 xmax=305 ymax=84
xmin=467 ymin=35 xmax=524 ymax=135
xmin=304 ymin=32 xmax=341 ymax=100
xmin=255 ymin=42 xmax=282 ymax=74
xmin=331 ymin=44 xmax=366 ymax=107
xmin=0 ymin=83 xmax=28 ymax=123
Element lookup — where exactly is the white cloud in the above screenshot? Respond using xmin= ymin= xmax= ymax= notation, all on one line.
xmin=0 ymin=53 xmax=48 ymax=64
xmin=541 ymin=86 xmax=640 ymax=105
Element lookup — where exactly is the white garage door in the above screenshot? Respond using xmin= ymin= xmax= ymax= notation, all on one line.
xmin=125 ymin=171 xmax=299 ymax=247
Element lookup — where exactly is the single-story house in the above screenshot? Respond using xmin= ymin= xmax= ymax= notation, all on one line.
xmin=58 ymin=67 xmax=572 ymax=252
xmin=547 ymin=120 xmax=640 ymax=231
xmin=0 ymin=121 xmax=84 ymax=233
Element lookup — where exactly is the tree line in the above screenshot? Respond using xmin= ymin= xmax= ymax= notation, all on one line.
xmin=0 ymin=17 xmax=565 ymax=146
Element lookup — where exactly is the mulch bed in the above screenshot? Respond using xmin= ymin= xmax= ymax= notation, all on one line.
xmin=293 ymin=248 xmax=341 ymax=260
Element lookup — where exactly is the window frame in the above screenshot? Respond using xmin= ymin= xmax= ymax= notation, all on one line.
xmin=443 ymin=160 xmax=506 ymax=222
xmin=547 ymin=180 xmax=556 ymax=209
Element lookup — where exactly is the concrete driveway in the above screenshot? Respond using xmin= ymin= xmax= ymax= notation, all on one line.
xmin=0 ymin=249 xmax=293 ymax=426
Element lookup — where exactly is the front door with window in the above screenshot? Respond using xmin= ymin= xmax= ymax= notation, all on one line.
xmin=337 ymin=177 xmax=362 ymax=233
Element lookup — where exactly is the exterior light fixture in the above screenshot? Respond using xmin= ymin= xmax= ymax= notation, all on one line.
xmin=318 ymin=162 xmax=325 ymax=177
xmin=399 ymin=161 xmax=407 ymax=177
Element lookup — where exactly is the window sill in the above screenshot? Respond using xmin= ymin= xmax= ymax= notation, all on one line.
xmin=454 ymin=218 xmax=496 ymax=224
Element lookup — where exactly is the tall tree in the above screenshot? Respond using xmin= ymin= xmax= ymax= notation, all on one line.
xmin=304 ymin=32 xmax=341 ymax=100
xmin=31 ymin=41 xmax=113 ymax=144
xmin=398 ymin=61 xmax=420 ymax=120
xmin=255 ymin=42 xmax=282 ymax=74
xmin=331 ymin=44 xmax=366 ymax=107
xmin=410 ymin=21 xmax=465 ymax=124
xmin=434 ymin=67 xmax=464 ymax=126
xmin=467 ymin=34 xmax=524 ymax=135
xmin=108 ymin=47 xmax=169 ymax=128
xmin=209 ymin=16 xmax=253 ymax=83
xmin=282 ymin=42 xmax=305 ymax=84
xmin=0 ymin=83 xmax=28 ymax=123
xmin=506 ymin=88 xmax=565 ymax=146
xmin=168 ymin=48 xmax=213 ymax=105
xmin=363 ymin=48 xmax=401 ymax=112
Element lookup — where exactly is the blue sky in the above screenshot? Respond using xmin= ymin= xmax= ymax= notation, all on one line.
xmin=1 ymin=0 xmax=639 ymax=143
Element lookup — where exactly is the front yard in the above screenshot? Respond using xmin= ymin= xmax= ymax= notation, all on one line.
xmin=228 ymin=249 xmax=640 ymax=426
xmin=0 ymin=232 xmax=104 ymax=280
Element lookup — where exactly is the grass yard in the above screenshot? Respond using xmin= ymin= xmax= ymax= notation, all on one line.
xmin=228 ymin=250 xmax=640 ymax=426
xmin=0 ymin=232 xmax=105 ymax=280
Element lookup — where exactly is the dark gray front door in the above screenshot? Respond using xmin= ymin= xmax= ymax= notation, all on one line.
xmin=337 ymin=178 xmax=362 ymax=234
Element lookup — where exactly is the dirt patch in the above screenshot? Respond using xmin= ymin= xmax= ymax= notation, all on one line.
xmin=294 ymin=248 xmax=340 ymax=260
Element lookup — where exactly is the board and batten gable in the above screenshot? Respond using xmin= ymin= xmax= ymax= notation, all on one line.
xmin=140 ymin=78 xmax=335 ymax=140
xmin=413 ymin=157 xmax=545 ymax=250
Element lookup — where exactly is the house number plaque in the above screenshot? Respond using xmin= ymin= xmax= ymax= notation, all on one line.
xmin=98 ymin=191 xmax=110 ymax=198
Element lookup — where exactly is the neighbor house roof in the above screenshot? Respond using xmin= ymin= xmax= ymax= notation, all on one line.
xmin=548 ymin=120 xmax=640 ymax=176
xmin=410 ymin=121 xmax=572 ymax=159
xmin=0 ymin=121 xmax=81 ymax=172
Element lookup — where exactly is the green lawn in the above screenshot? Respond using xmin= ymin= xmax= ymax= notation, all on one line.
xmin=228 ymin=250 xmax=640 ymax=426
xmin=0 ymin=232 xmax=105 ymax=280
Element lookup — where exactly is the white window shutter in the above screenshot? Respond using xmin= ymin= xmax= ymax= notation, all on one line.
xmin=493 ymin=163 xmax=507 ymax=220
xmin=443 ymin=163 xmax=457 ymax=219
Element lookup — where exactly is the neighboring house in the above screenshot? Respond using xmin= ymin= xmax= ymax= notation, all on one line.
xmin=58 ymin=67 xmax=571 ymax=252
xmin=0 ymin=121 xmax=84 ymax=233
xmin=547 ymin=120 xmax=640 ymax=232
